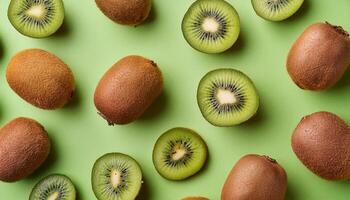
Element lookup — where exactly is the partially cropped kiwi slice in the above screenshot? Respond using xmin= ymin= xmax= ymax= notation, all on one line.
xmin=92 ymin=153 xmax=143 ymax=200
xmin=29 ymin=174 xmax=76 ymax=200
xmin=182 ymin=0 xmax=240 ymax=54
xmin=197 ymin=68 xmax=259 ymax=127
xmin=8 ymin=0 xmax=65 ymax=38
xmin=153 ymin=128 xmax=208 ymax=180
xmin=251 ymin=0 xmax=304 ymax=21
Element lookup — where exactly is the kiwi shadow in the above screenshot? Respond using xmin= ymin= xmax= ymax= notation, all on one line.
xmin=74 ymin=183 xmax=82 ymax=200
xmin=140 ymin=3 xmax=157 ymax=26
xmin=62 ymin=85 xmax=82 ymax=111
xmin=26 ymin=141 xmax=58 ymax=181
xmin=284 ymin=1 xmax=311 ymax=23
xmin=136 ymin=177 xmax=151 ymax=200
xmin=326 ymin=66 xmax=350 ymax=93
xmin=139 ymin=91 xmax=168 ymax=121
xmin=220 ymin=32 xmax=246 ymax=56
xmin=52 ymin=17 xmax=71 ymax=38
xmin=234 ymin=107 xmax=265 ymax=131
xmin=0 ymin=37 xmax=4 ymax=60
xmin=285 ymin=181 xmax=298 ymax=200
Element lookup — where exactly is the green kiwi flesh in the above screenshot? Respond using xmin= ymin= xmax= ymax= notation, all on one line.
xmin=30 ymin=174 xmax=76 ymax=200
xmin=182 ymin=0 xmax=240 ymax=54
xmin=251 ymin=0 xmax=304 ymax=21
xmin=92 ymin=153 xmax=143 ymax=200
xmin=197 ymin=68 xmax=259 ymax=127
xmin=8 ymin=0 xmax=64 ymax=38
xmin=153 ymin=128 xmax=208 ymax=180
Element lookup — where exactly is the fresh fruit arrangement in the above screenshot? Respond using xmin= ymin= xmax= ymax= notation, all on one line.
xmin=1 ymin=0 xmax=350 ymax=199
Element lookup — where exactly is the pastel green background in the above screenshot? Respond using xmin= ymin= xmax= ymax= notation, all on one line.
xmin=0 ymin=0 xmax=350 ymax=199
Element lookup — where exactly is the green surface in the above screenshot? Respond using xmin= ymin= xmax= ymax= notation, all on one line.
xmin=0 ymin=0 xmax=350 ymax=199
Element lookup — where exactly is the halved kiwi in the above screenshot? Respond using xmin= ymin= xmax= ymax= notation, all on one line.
xmin=8 ymin=0 xmax=65 ymax=38
xmin=153 ymin=128 xmax=208 ymax=181
xmin=251 ymin=0 xmax=304 ymax=21
xmin=29 ymin=174 xmax=76 ymax=200
xmin=182 ymin=0 xmax=240 ymax=54
xmin=91 ymin=153 xmax=143 ymax=200
xmin=197 ymin=68 xmax=259 ymax=127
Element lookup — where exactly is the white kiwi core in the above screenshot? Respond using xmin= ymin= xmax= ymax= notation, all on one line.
xmin=26 ymin=5 xmax=47 ymax=20
xmin=110 ymin=169 xmax=122 ymax=189
xmin=47 ymin=192 xmax=59 ymax=200
xmin=202 ymin=17 xmax=220 ymax=33
xmin=171 ymin=144 xmax=187 ymax=161
xmin=216 ymin=89 xmax=237 ymax=105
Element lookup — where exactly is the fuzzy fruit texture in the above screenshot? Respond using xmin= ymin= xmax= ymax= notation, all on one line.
xmin=94 ymin=55 xmax=163 ymax=125
xmin=95 ymin=0 xmax=151 ymax=25
xmin=0 ymin=118 xmax=50 ymax=182
xmin=221 ymin=154 xmax=287 ymax=200
xmin=6 ymin=49 xmax=75 ymax=110
xmin=287 ymin=22 xmax=350 ymax=90
xmin=292 ymin=111 xmax=350 ymax=180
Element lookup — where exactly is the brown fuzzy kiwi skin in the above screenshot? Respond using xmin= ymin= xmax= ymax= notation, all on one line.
xmin=0 ymin=117 xmax=50 ymax=182
xmin=94 ymin=55 xmax=163 ymax=125
xmin=292 ymin=111 xmax=350 ymax=180
xmin=182 ymin=197 xmax=209 ymax=200
xmin=6 ymin=49 xmax=75 ymax=110
xmin=95 ymin=0 xmax=151 ymax=25
xmin=221 ymin=154 xmax=287 ymax=200
xmin=287 ymin=22 xmax=350 ymax=90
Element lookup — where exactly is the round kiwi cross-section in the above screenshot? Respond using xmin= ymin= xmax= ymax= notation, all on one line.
xmin=197 ymin=68 xmax=259 ymax=127
xmin=182 ymin=0 xmax=240 ymax=54
xmin=92 ymin=153 xmax=143 ymax=200
xmin=8 ymin=0 xmax=65 ymax=38
xmin=153 ymin=128 xmax=208 ymax=181
xmin=29 ymin=174 xmax=76 ymax=200
xmin=251 ymin=0 xmax=304 ymax=21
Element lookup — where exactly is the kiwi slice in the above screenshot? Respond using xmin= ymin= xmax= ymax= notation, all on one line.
xmin=197 ymin=68 xmax=259 ymax=127
xmin=182 ymin=0 xmax=240 ymax=54
xmin=152 ymin=128 xmax=208 ymax=180
xmin=29 ymin=174 xmax=76 ymax=200
xmin=251 ymin=0 xmax=304 ymax=21
xmin=8 ymin=0 xmax=65 ymax=38
xmin=91 ymin=153 xmax=143 ymax=200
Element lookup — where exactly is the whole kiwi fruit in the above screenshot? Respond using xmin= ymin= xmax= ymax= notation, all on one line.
xmin=292 ymin=111 xmax=350 ymax=180
xmin=0 ymin=117 xmax=50 ymax=182
xmin=95 ymin=0 xmax=151 ymax=25
xmin=94 ymin=55 xmax=163 ymax=125
xmin=287 ymin=22 xmax=350 ymax=90
xmin=6 ymin=49 xmax=75 ymax=110
xmin=221 ymin=154 xmax=287 ymax=200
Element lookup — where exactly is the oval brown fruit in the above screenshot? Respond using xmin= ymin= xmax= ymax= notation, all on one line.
xmin=0 ymin=117 xmax=50 ymax=182
xmin=95 ymin=0 xmax=151 ymax=25
xmin=221 ymin=154 xmax=287 ymax=200
xmin=6 ymin=49 xmax=75 ymax=110
xmin=287 ymin=22 xmax=350 ymax=90
xmin=94 ymin=55 xmax=163 ymax=125
xmin=292 ymin=111 xmax=350 ymax=180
